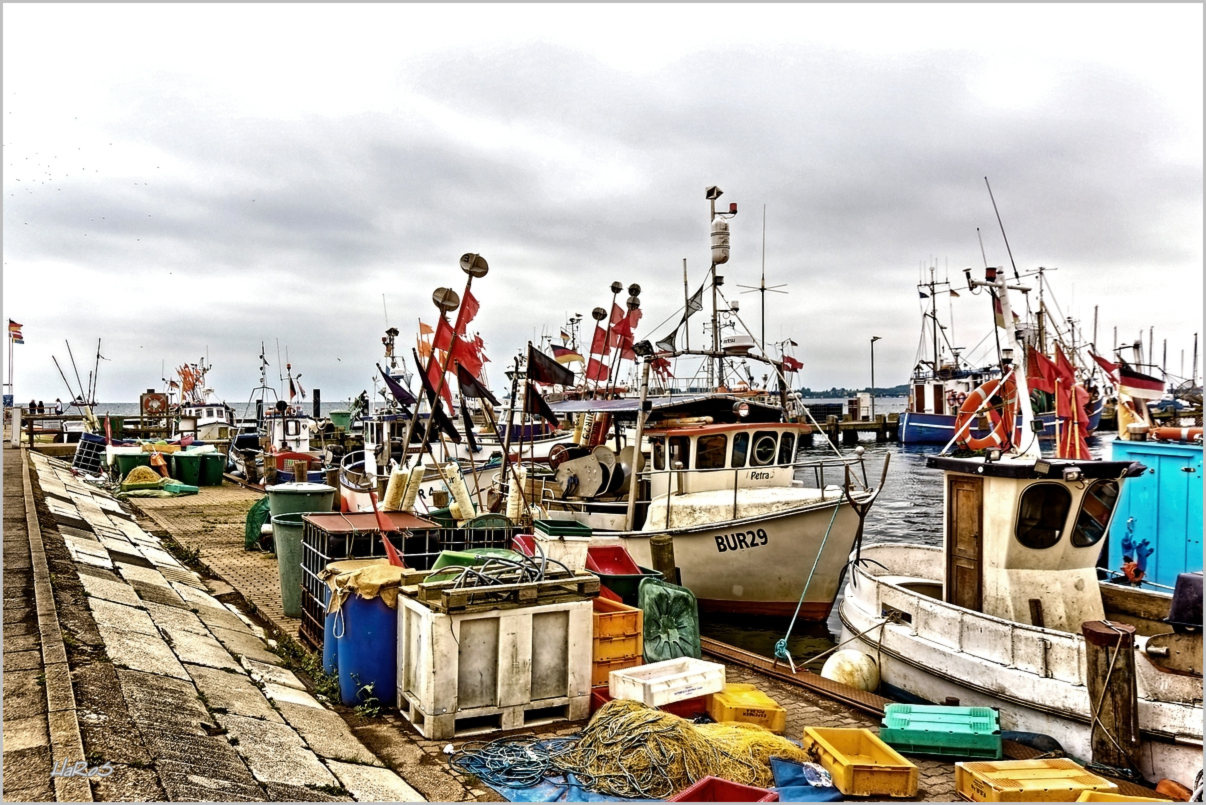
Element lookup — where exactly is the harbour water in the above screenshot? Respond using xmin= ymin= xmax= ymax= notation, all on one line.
xmin=91 ymin=395 xmax=1116 ymax=662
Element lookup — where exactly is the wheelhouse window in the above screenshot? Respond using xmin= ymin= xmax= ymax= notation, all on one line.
xmin=731 ymin=432 xmax=749 ymax=468
xmin=1072 ymin=479 xmax=1120 ymax=548
xmin=778 ymin=433 xmax=796 ymax=465
xmin=1015 ymin=483 xmax=1072 ymax=550
xmin=750 ymin=431 xmax=779 ymax=467
xmin=696 ymin=434 xmax=728 ymax=470
xmin=668 ymin=436 xmax=691 ymax=469
xmin=285 ymin=420 xmax=301 ymax=437
xmin=651 ymin=437 xmax=666 ymax=470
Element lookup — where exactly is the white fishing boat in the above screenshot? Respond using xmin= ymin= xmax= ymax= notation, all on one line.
xmin=837 ymin=264 xmax=1203 ymax=787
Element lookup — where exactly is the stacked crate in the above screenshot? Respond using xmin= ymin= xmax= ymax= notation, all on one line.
xmin=591 ymin=597 xmax=644 ymax=686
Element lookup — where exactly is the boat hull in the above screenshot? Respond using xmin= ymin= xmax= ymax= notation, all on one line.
xmin=838 ymin=543 xmax=1203 ymax=786
xmin=596 ymin=494 xmax=864 ymax=620
xmin=897 ymin=411 xmax=992 ymax=444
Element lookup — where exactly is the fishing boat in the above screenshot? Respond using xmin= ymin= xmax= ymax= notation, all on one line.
xmin=837 ymin=264 xmax=1203 ymax=786
xmin=898 ymin=266 xmax=999 ymax=444
xmin=545 ymin=388 xmax=879 ymax=619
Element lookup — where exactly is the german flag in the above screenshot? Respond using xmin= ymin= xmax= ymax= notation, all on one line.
xmin=1118 ymin=365 xmax=1164 ymax=400
xmin=8 ymin=320 xmax=23 ymax=344
xmin=550 ymin=345 xmax=584 ymax=365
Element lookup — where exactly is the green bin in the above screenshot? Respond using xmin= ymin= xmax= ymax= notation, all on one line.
xmin=329 ymin=410 xmax=351 ymax=430
xmin=171 ymin=452 xmax=204 ymax=486
xmin=266 ymin=482 xmax=336 ymax=518
xmin=271 ymin=512 xmax=320 ymax=618
xmin=114 ymin=453 xmax=151 ymax=480
xmin=199 ymin=453 xmax=226 ymax=486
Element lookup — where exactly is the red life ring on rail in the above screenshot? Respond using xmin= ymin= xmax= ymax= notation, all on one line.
xmin=954 ymin=376 xmax=1018 ymax=451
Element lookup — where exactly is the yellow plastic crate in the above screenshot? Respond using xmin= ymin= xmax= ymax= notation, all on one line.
xmin=956 ymin=759 xmax=1119 ymax=802
xmin=707 ymin=684 xmax=787 ymax=734
xmin=1075 ymin=792 xmax=1171 ymax=802
xmin=801 ymin=727 xmax=918 ymax=798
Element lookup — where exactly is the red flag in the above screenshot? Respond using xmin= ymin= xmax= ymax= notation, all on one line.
xmin=455 ymin=288 xmax=480 ymax=333
xmin=611 ymin=304 xmax=632 ymax=338
xmin=418 ymin=321 xmax=434 ymax=335
xmin=1027 ymin=347 xmax=1057 ymax=394
xmin=782 ymin=355 xmax=803 ymax=372
xmin=590 ymin=325 xmax=610 ymax=356
xmin=434 ymin=317 xmax=454 ymax=353
xmin=1054 ymin=345 xmax=1076 ymax=386
xmin=586 ymin=357 xmax=610 ymax=382
xmin=425 ymin=353 xmax=453 ymax=411
xmin=1090 ymin=351 xmax=1119 ymax=382
xmin=451 ymin=337 xmax=483 ymax=378
xmin=650 ymin=356 xmax=672 ymax=379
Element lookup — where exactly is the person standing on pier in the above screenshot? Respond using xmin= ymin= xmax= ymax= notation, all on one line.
xmin=54 ymin=398 xmax=63 ymax=414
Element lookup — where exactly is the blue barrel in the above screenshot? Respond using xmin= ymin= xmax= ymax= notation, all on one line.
xmin=322 ymin=586 xmax=338 ymax=677
xmin=336 ymin=595 xmax=397 ymax=707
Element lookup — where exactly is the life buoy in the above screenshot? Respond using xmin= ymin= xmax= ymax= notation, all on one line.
xmin=954 ymin=376 xmax=1018 ymax=451
xmin=956 ymin=392 xmax=968 ymax=406
xmin=946 ymin=390 xmax=959 ymax=408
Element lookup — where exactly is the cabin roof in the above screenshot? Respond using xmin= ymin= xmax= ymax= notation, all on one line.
xmin=926 ymin=455 xmax=1147 ymax=479
xmin=644 ymin=421 xmax=811 ymax=436
xmin=548 ymin=393 xmax=783 ymax=423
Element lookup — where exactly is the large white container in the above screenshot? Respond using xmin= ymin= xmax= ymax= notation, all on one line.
xmin=397 ymin=596 xmax=593 ymax=739
xmin=608 ymin=657 xmax=726 ymax=707
xmin=532 ymin=533 xmax=591 ymax=573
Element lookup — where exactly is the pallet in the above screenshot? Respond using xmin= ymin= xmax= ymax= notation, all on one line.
xmin=408 ymin=570 xmax=600 ymax=612
xmin=398 ymin=691 xmax=589 ymax=740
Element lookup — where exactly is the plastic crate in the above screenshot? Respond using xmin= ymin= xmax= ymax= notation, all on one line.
xmin=297 ymin=511 xmax=440 ymax=650
xmin=586 ymin=545 xmax=641 ymax=575
xmin=72 ymin=433 xmax=106 ymax=474
xmin=707 ymin=683 xmax=787 ymax=734
xmin=533 ymin=532 xmax=590 ymax=573
xmin=1075 ymin=794 xmax=1172 ymax=803
xmin=592 ymin=655 xmax=643 ymax=687
xmin=668 ymin=776 xmax=779 ymax=802
xmin=955 ymin=759 xmax=1118 ymax=802
xmin=588 ymin=685 xmax=708 ymax=718
xmin=534 ymin=518 xmax=592 ymax=538
xmin=593 ymin=598 xmax=642 ymax=663
xmin=608 ymin=657 xmax=725 ymax=707
xmin=801 ymin=727 xmax=919 ymax=798
xmin=880 ymin=703 xmax=1002 ymax=759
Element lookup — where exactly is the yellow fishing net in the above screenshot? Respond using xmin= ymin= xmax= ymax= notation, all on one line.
xmin=122 ymin=465 xmax=162 ymax=486
xmin=559 ymin=699 xmax=811 ymax=799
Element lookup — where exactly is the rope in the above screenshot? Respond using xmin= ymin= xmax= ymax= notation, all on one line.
xmin=450 ymin=734 xmax=580 ymax=789
xmin=774 ymin=491 xmax=845 ymax=669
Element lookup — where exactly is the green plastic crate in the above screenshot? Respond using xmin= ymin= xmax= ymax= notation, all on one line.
xmin=534 ymin=518 xmax=592 ymax=538
xmin=879 ymin=704 xmax=1003 ymax=760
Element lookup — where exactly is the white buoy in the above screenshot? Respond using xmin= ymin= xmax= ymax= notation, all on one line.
xmin=820 ymin=650 xmax=880 ymax=692
xmin=505 ymin=465 xmax=526 ymax=520
xmin=400 ymin=463 xmax=425 ymax=512
xmin=441 ymin=462 xmax=475 ymax=524
xmin=382 ymin=465 xmax=407 ymax=511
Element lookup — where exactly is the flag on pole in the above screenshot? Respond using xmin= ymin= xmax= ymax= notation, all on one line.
xmin=455 ymin=288 xmax=480 ymax=332
xmin=1090 ymin=351 xmax=1120 ymax=383
xmin=412 ymin=349 xmax=460 ymax=442
xmin=523 ymin=380 xmax=560 ymax=426
xmin=418 ymin=321 xmax=434 ymax=335
xmin=1118 ymin=365 xmax=1164 ymax=400
xmin=527 ymin=343 xmax=575 ymax=386
xmin=550 ymin=345 xmax=585 ymax=365
xmin=685 ymin=284 xmax=705 ymax=318
xmin=8 ymin=320 xmax=23 ymax=344
xmin=457 ymin=364 xmax=500 ymax=405
xmin=782 ymin=355 xmax=803 ymax=372
xmin=377 ymin=364 xmax=417 ymax=406
xmin=585 ymin=357 xmax=610 ymax=382
xmin=1027 ymin=347 xmax=1057 ymax=394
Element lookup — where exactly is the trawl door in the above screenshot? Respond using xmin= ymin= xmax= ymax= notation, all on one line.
xmin=946 ymin=476 xmax=983 ymax=611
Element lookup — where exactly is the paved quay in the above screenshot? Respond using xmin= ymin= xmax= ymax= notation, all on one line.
xmin=3 ymin=447 xmax=427 ymax=802
xmin=118 ymin=468 xmax=969 ymax=802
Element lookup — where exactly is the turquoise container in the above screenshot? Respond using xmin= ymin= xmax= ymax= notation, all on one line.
xmin=336 ymin=595 xmax=397 ymax=708
xmin=1109 ymin=440 xmax=1203 ymax=587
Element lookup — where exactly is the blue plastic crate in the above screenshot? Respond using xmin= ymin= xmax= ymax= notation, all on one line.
xmin=879 ymin=703 xmax=1002 ymax=760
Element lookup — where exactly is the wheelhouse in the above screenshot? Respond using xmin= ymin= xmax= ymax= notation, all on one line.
xmin=645 ymin=422 xmax=812 ymax=498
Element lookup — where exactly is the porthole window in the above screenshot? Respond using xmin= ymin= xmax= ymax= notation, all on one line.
xmin=778 ymin=433 xmax=796 ymax=465
xmin=751 ymin=431 xmax=778 ymax=467
xmin=731 ymin=432 xmax=749 ymax=468
xmin=1072 ymin=479 xmax=1120 ymax=548
xmin=1015 ymin=483 xmax=1072 ymax=549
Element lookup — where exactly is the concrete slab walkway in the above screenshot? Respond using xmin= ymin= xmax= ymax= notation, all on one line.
xmin=8 ymin=449 xmax=424 ymax=802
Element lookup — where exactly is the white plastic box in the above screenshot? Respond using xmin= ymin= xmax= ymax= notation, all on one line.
xmin=532 ymin=533 xmax=591 ymax=573
xmin=397 ymin=596 xmax=593 ymax=739
xmin=608 ymin=657 xmax=726 ymax=707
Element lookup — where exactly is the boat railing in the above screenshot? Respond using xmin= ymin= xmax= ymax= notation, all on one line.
xmin=634 ymin=453 xmax=868 ymax=527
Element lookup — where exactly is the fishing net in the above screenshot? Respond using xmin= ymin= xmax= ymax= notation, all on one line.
xmin=122 ymin=465 xmax=162 ymax=486
xmin=244 ymin=496 xmax=272 ymax=551
xmin=557 ymin=699 xmax=812 ymax=799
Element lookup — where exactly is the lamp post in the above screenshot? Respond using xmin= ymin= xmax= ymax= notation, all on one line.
xmin=870 ymin=336 xmax=882 ymax=419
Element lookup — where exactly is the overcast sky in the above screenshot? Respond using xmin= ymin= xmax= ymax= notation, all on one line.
xmin=4 ymin=4 xmax=1202 ymax=405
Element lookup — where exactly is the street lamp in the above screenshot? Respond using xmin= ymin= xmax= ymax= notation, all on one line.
xmin=870 ymin=336 xmax=882 ymax=419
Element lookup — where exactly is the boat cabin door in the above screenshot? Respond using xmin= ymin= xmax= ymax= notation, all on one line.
xmin=945 ymin=475 xmax=983 ymax=611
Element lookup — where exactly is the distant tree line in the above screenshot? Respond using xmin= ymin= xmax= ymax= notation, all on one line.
xmin=797 ymin=384 xmax=909 ymax=398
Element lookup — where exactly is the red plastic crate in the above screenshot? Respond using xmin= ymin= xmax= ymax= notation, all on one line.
xmin=512 ymin=534 xmax=535 ymax=556
xmin=589 ymin=686 xmax=708 ymax=718
xmin=586 ymin=545 xmax=641 ymax=575
xmin=669 ymin=776 xmax=779 ymax=802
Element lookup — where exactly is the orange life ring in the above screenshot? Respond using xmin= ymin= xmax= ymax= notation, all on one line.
xmin=954 ymin=376 xmax=1018 ymax=450
xmin=1152 ymin=426 xmax=1204 ymax=443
